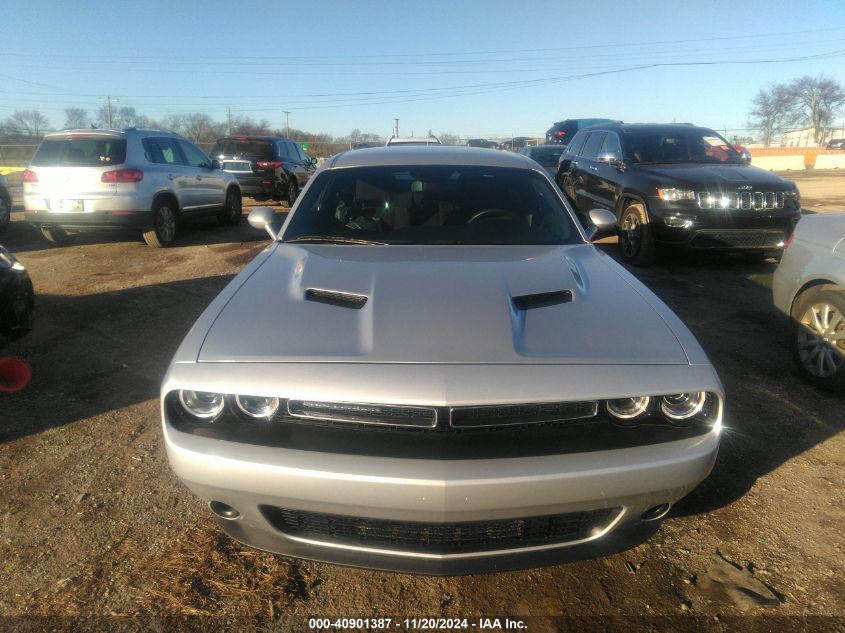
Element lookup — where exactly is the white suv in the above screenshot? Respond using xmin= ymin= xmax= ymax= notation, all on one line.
xmin=23 ymin=128 xmax=242 ymax=247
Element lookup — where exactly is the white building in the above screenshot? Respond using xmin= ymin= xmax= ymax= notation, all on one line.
xmin=780 ymin=126 xmax=845 ymax=148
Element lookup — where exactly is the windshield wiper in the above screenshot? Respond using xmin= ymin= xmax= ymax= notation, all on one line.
xmin=285 ymin=235 xmax=388 ymax=245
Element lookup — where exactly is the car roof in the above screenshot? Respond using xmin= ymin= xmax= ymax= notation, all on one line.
xmin=587 ymin=123 xmax=718 ymax=135
xmin=327 ymin=146 xmax=535 ymax=169
xmin=215 ymin=136 xmax=289 ymax=142
xmin=43 ymin=128 xmax=181 ymax=139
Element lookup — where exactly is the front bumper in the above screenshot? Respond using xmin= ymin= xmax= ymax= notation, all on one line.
xmin=647 ymin=196 xmax=801 ymax=250
xmin=164 ymin=419 xmax=719 ymax=574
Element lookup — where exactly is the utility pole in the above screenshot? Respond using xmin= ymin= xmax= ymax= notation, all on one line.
xmin=394 ymin=118 xmax=399 ymax=137
xmin=283 ymin=111 xmax=291 ymax=137
xmin=226 ymin=106 xmax=233 ymax=135
xmin=99 ymin=96 xmax=118 ymax=128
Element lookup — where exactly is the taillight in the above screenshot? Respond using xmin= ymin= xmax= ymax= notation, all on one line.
xmin=22 ymin=169 xmax=38 ymax=183
xmin=256 ymin=161 xmax=282 ymax=168
xmin=555 ymin=131 xmax=566 ymax=137
xmin=783 ymin=233 xmax=794 ymax=250
xmin=101 ymin=168 xmax=144 ymax=183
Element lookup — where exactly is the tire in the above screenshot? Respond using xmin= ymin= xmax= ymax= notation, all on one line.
xmin=217 ymin=189 xmax=242 ymax=226
xmin=287 ymin=179 xmax=299 ymax=206
xmin=618 ymin=202 xmax=656 ymax=266
xmin=143 ymin=200 xmax=178 ymax=248
xmin=40 ymin=226 xmax=68 ymax=245
xmin=0 ymin=193 xmax=10 ymax=232
xmin=790 ymin=287 xmax=845 ymax=390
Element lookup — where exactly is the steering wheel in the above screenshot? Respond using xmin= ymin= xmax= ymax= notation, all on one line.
xmin=467 ymin=208 xmax=521 ymax=224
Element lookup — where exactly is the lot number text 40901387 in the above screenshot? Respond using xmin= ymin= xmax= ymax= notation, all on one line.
xmin=308 ymin=617 xmax=528 ymax=630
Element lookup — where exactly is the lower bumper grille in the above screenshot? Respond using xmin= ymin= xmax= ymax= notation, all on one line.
xmin=690 ymin=229 xmax=785 ymax=249
xmin=260 ymin=506 xmax=620 ymax=554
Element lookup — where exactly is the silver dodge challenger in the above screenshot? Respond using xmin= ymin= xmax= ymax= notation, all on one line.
xmin=162 ymin=146 xmax=723 ymax=574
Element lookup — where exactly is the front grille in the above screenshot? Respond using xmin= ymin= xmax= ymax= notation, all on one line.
xmin=696 ymin=191 xmax=785 ymax=210
xmin=690 ymin=229 xmax=785 ymax=249
xmin=287 ymin=400 xmax=437 ymax=428
xmin=450 ymin=401 xmax=598 ymax=428
xmin=260 ymin=506 xmax=620 ymax=554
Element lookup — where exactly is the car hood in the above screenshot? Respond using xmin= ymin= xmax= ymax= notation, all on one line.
xmin=197 ymin=244 xmax=690 ymax=365
xmin=635 ymin=163 xmax=792 ymax=188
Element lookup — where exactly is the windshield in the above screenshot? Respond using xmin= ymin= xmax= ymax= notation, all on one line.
xmin=283 ymin=165 xmax=581 ymax=245
xmin=624 ymin=130 xmax=743 ymax=164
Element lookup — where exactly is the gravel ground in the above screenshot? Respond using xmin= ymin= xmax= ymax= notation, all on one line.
xmin=1 ymin=176 xmax=844 ymax=632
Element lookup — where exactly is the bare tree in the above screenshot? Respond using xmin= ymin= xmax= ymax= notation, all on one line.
xmin=747 ymin=85 xmax=794 ymax=147
xmin=787 ymin=75 xmax=845 ymax=144
xmin=63 ymin=107 xmax=89 ymax=129
xmin=97 ymin=105 xmax=141 ymax=129
xmin=3 ymin=109 xmax=50 ymax=136
xmin=438 ymin=132 xmax=461 ymax=146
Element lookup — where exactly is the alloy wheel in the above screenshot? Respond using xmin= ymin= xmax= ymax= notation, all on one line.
xmin=620 ymin=211 xmax=641 ymax=259
xmin=157 ymin=206 xmax=176 ymax=243
xmin=797 ymin=301 xmax=845 ymax=377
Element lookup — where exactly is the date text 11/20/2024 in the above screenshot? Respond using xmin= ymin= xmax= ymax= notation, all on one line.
xmin=308 ymin=617 xmax=528 ymax=630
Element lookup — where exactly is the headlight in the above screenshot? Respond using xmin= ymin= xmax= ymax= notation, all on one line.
xmin=235 ymin=395 xmax=280 ymax=419
xmin=657 ymin=187 xmax=696 ymax=201
xmin=607 ymin=396 xmax=651 ymax=421
xmin=660 ymin=392 xmax=706 ymax=422
xmin=179 ymin=390 xmax=225 ymax=420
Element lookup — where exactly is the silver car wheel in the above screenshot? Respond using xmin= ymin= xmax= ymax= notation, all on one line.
xmin=157 ymin=206 xmax=176 ymax=242
xmin=797 ymin=301 xmax=845 ymax=377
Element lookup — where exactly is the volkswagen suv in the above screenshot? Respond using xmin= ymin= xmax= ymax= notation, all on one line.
xmin=23 ymin=128 xmax=242 ymax=248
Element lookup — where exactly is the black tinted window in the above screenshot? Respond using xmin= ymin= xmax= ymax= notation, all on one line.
xmin=284 ymin=166 xmax=580 ymax=246
xmin=600 ymin=133 xmax=621 ymax=156
xmin=32 ymin=136 xmax=126 ymax=167
xmin=581 ymin=132 xmax=607 ymax=160
xmin=568 ymin=132 xmax=589 ymax=156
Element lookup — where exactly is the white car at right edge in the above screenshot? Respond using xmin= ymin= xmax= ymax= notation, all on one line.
xmin=773 ymin=212 xmax=845 ymax=390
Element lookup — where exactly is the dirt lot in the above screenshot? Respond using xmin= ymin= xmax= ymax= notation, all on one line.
xmin=1 ymin=175 xmax=844 ymax=632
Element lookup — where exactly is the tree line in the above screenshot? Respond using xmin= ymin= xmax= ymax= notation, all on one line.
xmin=0 ymin=107 xmax=465 ymax=157
xmin=747 ymin=75 xmax=845 ymax=147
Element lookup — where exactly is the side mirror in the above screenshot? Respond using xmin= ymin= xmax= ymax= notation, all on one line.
xmin=596 ymin=152 xmax=625 ymax=170
xmin=248 ymin=206 xmax=281 ymax=240
xmin=585 ymin=208 xmax=618 ymax=242
xmin=211 ymin=159 xmax=221 ymax=170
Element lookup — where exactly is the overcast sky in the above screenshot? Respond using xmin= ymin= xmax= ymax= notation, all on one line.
xmin=2 ymin=0 xmax=844 ymax=138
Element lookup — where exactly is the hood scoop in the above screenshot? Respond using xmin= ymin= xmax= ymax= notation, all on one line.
xmin=512 ymin=290 xmax=573 ymax=311
xmin=305 ymin=288 xmax=368 ymax=310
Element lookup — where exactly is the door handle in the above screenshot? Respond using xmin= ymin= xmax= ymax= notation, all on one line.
xmin=168 ymin=174 xmax=174 ymax=180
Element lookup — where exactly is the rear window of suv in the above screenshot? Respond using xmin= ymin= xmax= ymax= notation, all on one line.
xmin=31 ymin=137 xmax=127 ymax=167
xmin=212 ymin=140 xmax=273 ymax=159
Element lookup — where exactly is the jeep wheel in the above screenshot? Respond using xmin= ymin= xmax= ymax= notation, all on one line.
xmin=791 ymin=287 xmax=845 ymax=390
xmin=287 ymin=179 xmax=299 ymax=206
xmin=217 ymin=189 xmax=242 ymax=226
xmin=40 ymin=226 xmax=69 ymax=245
xmin=143 ymin=201 xmax=178 ymax=248
xmin=618 ymin=202 xmax=656 ymax=266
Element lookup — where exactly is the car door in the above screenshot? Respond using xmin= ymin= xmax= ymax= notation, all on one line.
xmin=144 ymin=137 xmax=198 ymax=212
xmin=179 ymin=140 xmax=225 ymax=212
xmin=575 ymin=131 xmax=609 ymax=212
xmin=284 ymin=141 xmax=310 ymax=187
xmin=591 ymin=132 xmax=624 ymax=212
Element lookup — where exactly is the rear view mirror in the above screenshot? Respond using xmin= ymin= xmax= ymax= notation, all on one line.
xmin=248 ymin=206 xmax=281 ymax=240
xmin=585 ymin=208 xmax=618 ymax=242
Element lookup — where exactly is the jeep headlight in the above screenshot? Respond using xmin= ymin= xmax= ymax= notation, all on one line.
xmin=657 ymin=187 xmax=696 ymax=201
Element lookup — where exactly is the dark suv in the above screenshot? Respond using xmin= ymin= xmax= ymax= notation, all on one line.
xmin=545 ymin=118 xmax=621 ymax=146
xmin=210 ymin=136 xmax=316 ymax=205
xmin=557 ymin=123 xmax=802 ymax=265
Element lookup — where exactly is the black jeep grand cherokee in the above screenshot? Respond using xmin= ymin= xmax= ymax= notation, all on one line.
xmin=557 ymin=123 xmax=801 ymax=265
xmin=210 ymin=136 xmax=316 ymax=205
